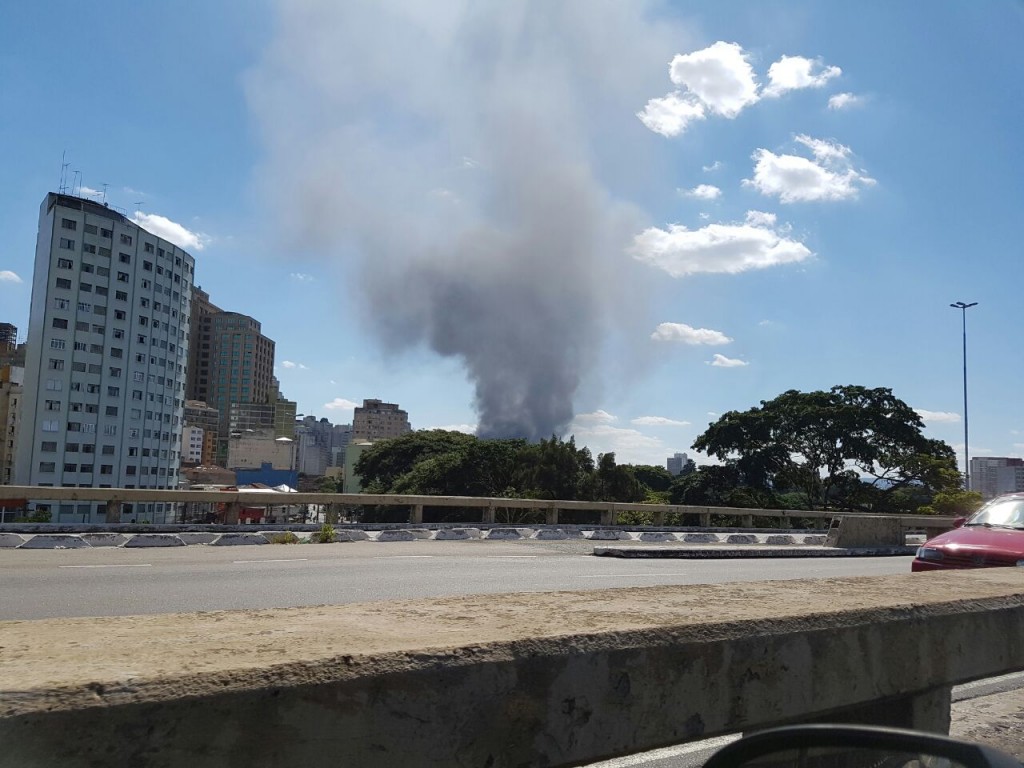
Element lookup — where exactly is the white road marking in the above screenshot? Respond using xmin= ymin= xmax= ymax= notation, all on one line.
xmin=373 ymin=555 xmax=435 ymax=559
xmin=586 ymin=734 xmax=739 ymax=767
xmin=232 ymin=558 xmax=309 ymax=564
xmin=58 ymin=564 xmax=152 ymax=569
xmin=488 ymin=555 xmax=538 ymax=559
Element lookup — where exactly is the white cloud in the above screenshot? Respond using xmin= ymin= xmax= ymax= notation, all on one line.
xmin=299 ymin=363 xmax=308 ymax=370
xmin=669 ymin=41 xmax=760 ymax=118
xmin=745 ymin=135 xmax=875 ymax=203
xmin=567 ymin=422 xmax=666 ymax=464
xmin=707 ymin=411 xmax=718 ymax=417
xmin=631 ymin=416 xmax=691 ymax=427
xmin=828 ymin=92 xmax=862 ymax=110
xmin=631 ymin=211 xmax=812 ymax=278
xmin=290 ymin=272 xmax=314 ymax=282
xmin=79 ymin=186 xmax=102 ymax=198
xmin=651 ymin=322 xmax=732 ymax=345
xmin=637 ymin=92 xmax=706 ymax=137
xmin=763 ymin=55 xmax=841 ymax=97
xmin=574 ymin=409 xmax=618 ymax=425
xmin=432 ymin=423 xmax=477 ymax=434
xmin=324 ymin=398 xmax=360 ymax=411
xmin=682 ymin=184 xmax=721 ymax=200
xmin=703 ymin=161 xmax=722 ymax=172
xmin=915 ymin=409 xmax=961 ymax=424
xmin=132 ymin=211 xmax=209 ymax=251
xmin=281 ymin=360 xmax=297 ymax=369
xmin=0 ymin=270 xmax=23 ymax=284
xmin=708 ymin=353 xmax=749 ymax=367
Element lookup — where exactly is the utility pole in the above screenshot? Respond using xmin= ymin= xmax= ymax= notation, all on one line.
xmin=950 ymin=301 xmax=978 ymax=490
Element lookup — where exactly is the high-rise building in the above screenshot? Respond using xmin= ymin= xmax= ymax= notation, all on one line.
xmin=351 ymin=399 xmax=411 ymax=442
xmin=183 ymin=400 xmax=219 ymax=466
xmin=0 ymin=365 xmax=24 ymax=484
xmin=970 ymin=457 xmax=1024 ymax=499
xmin=0 ymin=323 xmax=16 ymax=352
xmin=185 ymin=288 xmax=275 ymax=462
xmin=14 ymin=193 xmax=194 ymax=522
xmin=667 ymin=452 xmax=689 ymax=476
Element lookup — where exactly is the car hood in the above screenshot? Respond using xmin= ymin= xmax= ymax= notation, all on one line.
xmin=924 ymin=525 xmax=1024 ymax=556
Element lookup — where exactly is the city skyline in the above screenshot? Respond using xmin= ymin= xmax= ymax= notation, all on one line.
xmin=2 ymin=2 xmax=1023 ymax=467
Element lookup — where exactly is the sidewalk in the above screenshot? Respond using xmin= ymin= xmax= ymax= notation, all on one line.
xmin=952 ymin=686 xmax=1024 ymax=759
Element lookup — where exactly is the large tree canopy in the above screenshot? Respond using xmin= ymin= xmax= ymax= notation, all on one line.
xmin=691 ymin=385 xmax=961 ymax=511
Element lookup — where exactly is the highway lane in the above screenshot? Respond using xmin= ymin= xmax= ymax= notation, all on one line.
xmin=0 ymin=539 xmax=914 ymax=619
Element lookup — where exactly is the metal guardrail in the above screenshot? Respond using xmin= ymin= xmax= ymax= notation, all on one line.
xmin=0 ymin=485 xmax=956 ymax=529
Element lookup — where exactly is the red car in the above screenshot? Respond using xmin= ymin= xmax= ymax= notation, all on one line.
xmin=912 ymin=493 xmax=1024 ymax=571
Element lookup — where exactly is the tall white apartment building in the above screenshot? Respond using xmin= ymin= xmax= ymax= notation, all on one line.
xmin=14 ymin=193 xmax=195 ymax=522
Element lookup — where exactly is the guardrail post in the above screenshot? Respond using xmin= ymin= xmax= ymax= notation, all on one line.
xmin=104 ymin=500 xmax=122 ymax=523
xmin=483 ymin=503 xmax=496 ymax=524
xmin=653 ymin=510 xmax=667 ymax=526
xmin=600 ymin=504 xmax=616 ymax=526
xmin=741 ymin=514 xmax=754 ymax=528
xmin=700 ymin=509 xmax=712 ymax=527
xmin=411 ymin=504 xmax=424 ymax=524
xmin=545 ymin=505 xmax=558 ymax=525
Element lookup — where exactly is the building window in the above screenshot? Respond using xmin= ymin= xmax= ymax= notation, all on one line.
xmin=45 ymin=379 xmax=62 ymax=391
xmin=64 ymin=463 xmax=77 ymax=473
xmin=44 ymin=400 xmax=61 ymax=411
xmin=117 ymin=271 xmax=129 ymax=283
xmin=80 ymin=464 xmax=94 ymax=473
xmin=62 ymin=218 xmax=77 ymax=230
xmin=38 ymin=462 xmax=56 ymax=473
xmin=115 ymin=290 xmax=128 ymax=302
xmin=128 ymin=428 xmax=140 ymax=438
xmin=57 ymin=257 xmax=73 ymax=269
xmin=115 ymin=310 xmax=127 ymax=321
xmin=50 ymin=339 xmax=66 ymax=350
xmin=126 ymin=466 xmax=137 ymax=475
xmin=100 ymin=465 xmax=113 ymax=475
xmin=59 ymin=238 xmax=75 ymax=249
xmin=81 ymin=262 xmax=94 ymax=273
xmin=108 ymin=367 xmax=122 ymax=378
xmin=83 ymin=243 xmax=96 ymax=254
xmin=97 ymin=265 xmax=109 ymax=275
xmin=56 ymin=278 xmax=73 ymax=290
xmin=82 ymin=423 xmax=96 ymax=434
xmin=54 ymin=297 xmax=70 ymax=310
xmin=103 ymin=425 xmax=117 ymax=436
xmin=85 ymin=224 xmax=97 ymax=235
xmin=102 ymin=445 xmax=115 ymax=455
xmin=82 ymin=444 xmax=95 ymax=454
xmin=80 ymin=282 xmax=93 ymax=293
xmin=41 ymin=441 xmax=58 ymax=452
xmin=98 ymin=247 xmax=111 ymax=258
xmin=41 ymin=420 xmax=60 ymax=432
xmin=120 ymin=234 xmax=133 ymax=245
xmin=119 ymin=252 xmax=131 ymax=264
xmin=107 ymin=386 xmax=120 ymax=396
xmin=105 ymin=406 xmax=118 ymax=416
xmin=48 ymin=359 xmax=65 ymax=370
xmin=100 ymin=228 xmax=112 ymax=238
xmin=66 ymin=443 xmax=79 ymax=452
xmin=133 ymin=372 xmax=144 ymax=382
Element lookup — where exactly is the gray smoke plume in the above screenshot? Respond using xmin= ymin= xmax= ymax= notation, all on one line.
xmin=247 ymin=2 xmax=684 ymax=440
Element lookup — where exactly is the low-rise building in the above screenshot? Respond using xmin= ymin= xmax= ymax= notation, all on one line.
xmin=227 ymin=429 xmax=295 ymax=471
xmin=0 ymin=365 xmax=25 ymax=485
xmin=970 ymin=457 xmax=1024 ymax=499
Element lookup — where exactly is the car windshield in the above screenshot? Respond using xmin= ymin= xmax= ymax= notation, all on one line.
xmin=966 ymin=499 xmax=1024 ymax=529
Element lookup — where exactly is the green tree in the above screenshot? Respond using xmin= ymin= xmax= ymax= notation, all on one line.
xmin=630 ymin=464 xmax=675 ymax=493
xmin=917 ymin=488 xmax=984 ymax=517
xmin=692 ymin=386 xmax=960 ymax=511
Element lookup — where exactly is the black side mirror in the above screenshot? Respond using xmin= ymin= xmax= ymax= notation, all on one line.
xmin=703 ymin=724 xmax=1020 ymax=767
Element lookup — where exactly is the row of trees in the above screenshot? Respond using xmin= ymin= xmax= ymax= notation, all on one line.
xmin=353 ymin=386 xmax=982 ymax=517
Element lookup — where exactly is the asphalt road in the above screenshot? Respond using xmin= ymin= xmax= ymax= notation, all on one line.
xmin=0 ymin=539 xmax=914 ymax=620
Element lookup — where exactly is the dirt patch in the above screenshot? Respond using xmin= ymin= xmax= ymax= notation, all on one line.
xmin=952 ymin=687 xmax=1024 ymax=760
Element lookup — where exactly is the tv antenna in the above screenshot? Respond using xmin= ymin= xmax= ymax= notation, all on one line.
xmin=71 ymin=170 xmax=82 ymax=196
xmin=58 ymin=151 xmax=70 ymax=194
xmin=101 ymin=183 xmax=109 ymax=204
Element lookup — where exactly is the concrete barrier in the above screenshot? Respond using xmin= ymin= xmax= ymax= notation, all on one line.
xmin=638 ymin=531 xmax=679 ymax=542
xmin=486 ymin=527 xmax=534 ymax=540
xmin=376 ymin=529 xmax=418 ymax=542
xmin=726 ymin=533 xmax=758 ymax=544
xmin=178 ymin=532 xmax=220 ymax=545
xmin=80 ymin=532 xmax=128 ymax=547
xmin=123 ymin=534 xmax=185 ymax=548
xmin=826 ymin=516 xmax=904 ymax=548
xmin=588 ymin=529 xmax=632 ymax=540
xmin=765 ymin=534 xmax=797 ymax=545
xmin=18 ymin=534 xmax=89 ymax=549
xmin=2 ymin=571 xmax=1023 ymax=767
xmin=212 ymin=533 xmax=268 ymax=547
xmin=435 ymin=528 xmax=483 ymax=540
xmin=0 ymin=533 xmax=25 ymax=548
xmin=683 ymin=532 xmax=720 ymax=543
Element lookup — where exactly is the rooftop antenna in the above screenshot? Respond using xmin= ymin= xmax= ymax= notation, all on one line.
xmin=58 ymin=151 xmax=70 ymax=194
xmin=101 ymin=183 xmax=109 ymax=204
xmin=71 ymin=170 xmax=81 ymax=197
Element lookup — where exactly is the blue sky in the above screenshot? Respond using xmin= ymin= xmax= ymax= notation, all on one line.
xmin=2 ymin=1 xmax=1022 ymax=468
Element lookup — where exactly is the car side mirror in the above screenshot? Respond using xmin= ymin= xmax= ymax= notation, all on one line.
xmin=702 ymin=724 xmax=1020 ymax=768
xmin=953 ymin=516 xmax=967 ymax=528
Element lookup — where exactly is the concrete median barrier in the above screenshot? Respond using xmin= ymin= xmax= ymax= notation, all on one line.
xmin=123 ymin=534 xmax=185 ymax=548
xmin=434 ymin=528 xmax=483 ymax=540
xmin=587 ymin=529 xmax=632 ymax=540
xmin=178 ymin=532 xmax=220 ymax=545
xmin=80 ymin=532 xmax=128 ymax=547
xmin=486 ymin=527 xmax=534 ymax=540
xmin=18 ymin=534 xmax=89 ymax=549
xmin=726 ymin=533 xmax=758 ymax=544
xmin=0 ymin=533 xmax=26 ymax=548
xmin=2 ymin=571 xmax=1023 ymax=767
xmin=212 ymin=533 xmax=268 ymax=546
xmin=683 ymin=533 xmax=720 ymax=543
xmin=765 ymin=534 xmax=797 ymax=545
xmin=639 ymin=531 xmax=680 ymax=542
xmin=376 ymin=529 xmax=418 ymax=542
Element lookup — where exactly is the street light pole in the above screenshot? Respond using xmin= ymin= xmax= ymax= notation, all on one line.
xmin=950 ymin=301 xmax=978 ymax=490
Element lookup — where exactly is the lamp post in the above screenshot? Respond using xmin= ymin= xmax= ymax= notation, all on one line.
xmin=950 ymin=301 xmax=977 ymax=490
